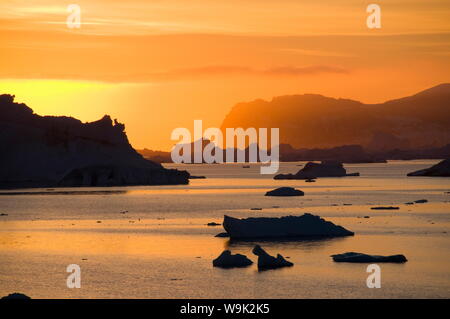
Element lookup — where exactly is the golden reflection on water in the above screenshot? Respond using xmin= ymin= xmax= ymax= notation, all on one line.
xmin=0 ymin=215 xmax=449 ymax=298
xmin=0 ymin=160 xmax=449 ymax=297
xmin=0 ymin=230 xmax=220 ymax=257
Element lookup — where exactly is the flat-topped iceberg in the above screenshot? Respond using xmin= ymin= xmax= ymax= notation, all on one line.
xmin=222 ymin=213 xmax=354 ymax=239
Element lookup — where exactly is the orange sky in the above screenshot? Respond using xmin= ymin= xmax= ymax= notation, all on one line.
xmin=1 ymin=0 xmax=450 ymax=150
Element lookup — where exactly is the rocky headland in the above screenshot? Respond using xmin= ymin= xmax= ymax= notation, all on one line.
xmin=0 ymin=94 xmax=189 ymax=188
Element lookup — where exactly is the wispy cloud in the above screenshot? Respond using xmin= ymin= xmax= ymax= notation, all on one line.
xmin=276 ymin=48 xmax=356 ymax=58
xmin=137 ymin=65 xmax=349 ymax=81
xmin=8 ymin=65 xmax=349 ymax=83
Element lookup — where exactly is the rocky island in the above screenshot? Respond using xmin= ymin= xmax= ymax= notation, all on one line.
xmin=212 ymin=250 xmax=253 ymax=268
xmin=407 ymin=159 xmax=450 ymax=177
xmin=274 ymin=161 xmax=359 ymax=180
xmin=0 ymin=94 xmax=189 ymax=188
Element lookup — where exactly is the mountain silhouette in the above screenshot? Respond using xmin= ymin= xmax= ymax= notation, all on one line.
xmin=220 ymin=84 xmax=450 ymax=150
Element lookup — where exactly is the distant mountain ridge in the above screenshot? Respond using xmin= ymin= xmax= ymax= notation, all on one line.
xmin=0 ymin=94 xmax=189 ymax=188
xmin=220 ymin=84 xmax=450 ymax=150
xmin=138 ymin=142 xmax=450 ymax=164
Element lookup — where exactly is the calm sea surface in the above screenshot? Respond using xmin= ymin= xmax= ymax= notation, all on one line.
xmin=0 ymin=160 xmax=449 ymax=298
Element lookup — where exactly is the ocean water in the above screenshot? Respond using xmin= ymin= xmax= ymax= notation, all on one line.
xmin=0 ymin=160 xmax=449 ymax=298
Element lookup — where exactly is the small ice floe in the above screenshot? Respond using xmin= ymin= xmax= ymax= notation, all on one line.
xmin=407 ymin=159 xmax=450 ymax=177
xmin=1 ymin=293 xmax=31 ymax=299
xmin=214 ymin=232 xmax=230 ymax=238
xmin=207 ymin=222 xmax=221 ymax=226
xmin=265 ymin=187 xmax=304 ymax=197
xmin=252 ymin=245 xmax=293 ymax=270
xmin=331 ymin=252 xmax=407 ymax=263
xmin=212 ymin=250 xmax=253 ymax=268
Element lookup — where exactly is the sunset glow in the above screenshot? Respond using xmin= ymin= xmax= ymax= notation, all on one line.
xmin=1 ymin=0 xmax=450 ymax=150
